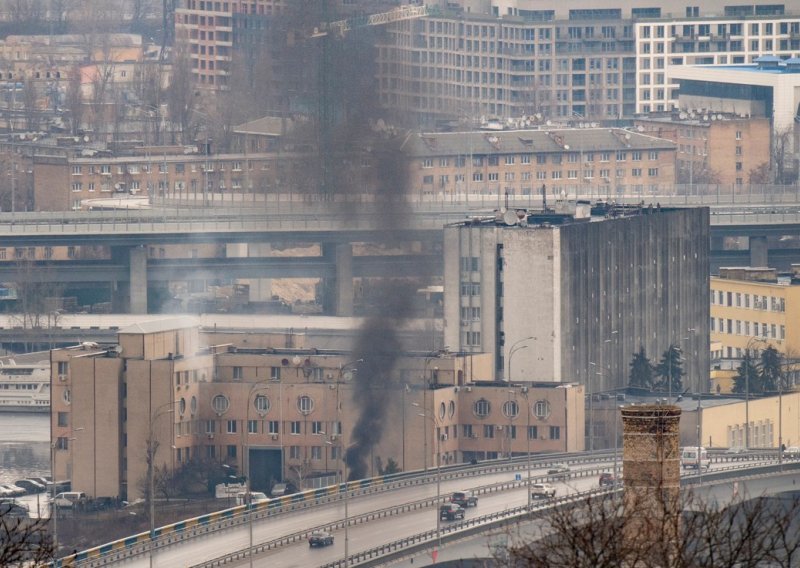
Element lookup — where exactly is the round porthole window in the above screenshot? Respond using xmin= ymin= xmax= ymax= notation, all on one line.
xmin=190 ymin=396 xmax=198 ymax=415
xmin=448 ymin=400 xmax=456 ymax=418
xmin=298 ymin=395 xmax=314 ymax=415
xmin=473 ymin=398 xmax=491 ymax=418
xmin=254 ymin=394 xmax=270 ymax=415
xmin=179 ymin=398 xmax=186 ymax=416
xmin=534 ymin=400 xmax=551 ymax=420
xmin=62 ymin=389 xmax=71 ymax=405
xmin=211 ymin=394 xmax=230 ymax=415
xmin=503 ymin=400 xmax=519 ymax=419
xmin=439 ymin=402 xmax=446 ymax=420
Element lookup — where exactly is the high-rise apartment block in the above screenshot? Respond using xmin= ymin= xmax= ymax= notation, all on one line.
xmin=443 ymin=205 xmax=710 ymax=392
xmin=376 ymin=1 xmax=800 ymax=124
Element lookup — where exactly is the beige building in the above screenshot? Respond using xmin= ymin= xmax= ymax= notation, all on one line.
xmin=401 ymin=127 xmax=676 ymax=198
xmin=634 ymin=115 xmax=771 ymax=186
xmin=710 ymin=266 xmax=800 ymax=359
xmin=51 ymin=319 xmax=584 ymax=501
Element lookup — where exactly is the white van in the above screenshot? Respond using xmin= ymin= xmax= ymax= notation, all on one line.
xmin=681 ymin=447 xmax=710 ymax=470
xmin=54 ymin=491 xmax=87 ymax=509
xmin=236 ymin=491 xmax=269 ymax=506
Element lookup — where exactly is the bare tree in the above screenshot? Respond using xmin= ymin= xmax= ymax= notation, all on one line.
xmin=0 ymin=510 xmax=53 ymax=566
xmin=20 ymin=77 xmax=39 ymax=131
xmin=771 ymin=126 xmax=795 ymax=184
xmin=64 ymin=64 xmax=84 ymax=136
xmin=507 ymin=488 xmax=800 ymax=568
xmin=166 ymin=35 xmax=196 ymax=145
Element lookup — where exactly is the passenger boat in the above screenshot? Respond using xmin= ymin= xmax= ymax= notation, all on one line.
xmin=0 ymin=359 xmax=50 ymax=412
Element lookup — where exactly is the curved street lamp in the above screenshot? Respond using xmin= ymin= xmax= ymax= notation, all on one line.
xmin=507 ymin=336 xmax=535 ymax=382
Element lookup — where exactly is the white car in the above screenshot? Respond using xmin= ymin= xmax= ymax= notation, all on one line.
xmin=531 ymin=483 xmax=557 ymax=498
xmin=784 ymin=446 xmax=800 ymax=459
xmin=0 ymin=484 xmax=24 ymax=498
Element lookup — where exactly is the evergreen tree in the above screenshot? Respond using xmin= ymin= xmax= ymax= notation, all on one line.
xmin=732 ymin=353 xmax=760 ymax=394
xmin=628 ymin=346 xmax=654 ymax=391
xmin=759 ymin=346 xmax=784 ymax=392
xmin=654 ymin=344 xmax=684 ymax=393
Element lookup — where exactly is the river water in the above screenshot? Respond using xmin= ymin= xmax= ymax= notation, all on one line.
xmin=0 ymin=411 xmax=50 ymax=484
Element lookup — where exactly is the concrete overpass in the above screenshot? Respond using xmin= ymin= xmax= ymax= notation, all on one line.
xmin=0 ymin=202 xmax=798 ymax=314
xmin=60 ymin=453 xmax=793 ymax=568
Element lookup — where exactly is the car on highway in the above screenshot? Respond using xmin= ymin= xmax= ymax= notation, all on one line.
xmin=599 ymin=472 xmax=617 ymax=487
xmin=547 ymin=464 xmax=571 ymax=476
xmin=725 ymin=447 xmax=744 ymax=455
xmin=308 ymin=530 xmax=334 ymax=547
xmin=530 ymin=483 xmax=556 ymax=499
xmin=450 ymin=490 xmax=478 ymax=508
xmin=439 ymin=503 xmax=466 ymax=521
xmin=784 ymin=446 xmax=800 ymax=459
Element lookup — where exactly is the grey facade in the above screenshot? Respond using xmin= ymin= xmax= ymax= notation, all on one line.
xmin=444 ymin=206 xmax=710 ymax=394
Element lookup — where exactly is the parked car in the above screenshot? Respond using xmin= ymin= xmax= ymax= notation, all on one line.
xmin=547 ymin=464 xmax=571 ymax=476
xmin=439 ymin=503 xmax=466 ymax=521
xmin=53 ymin=491 xmax=87 ymax=509
xmin=599 ymin=473 xmax=617 ymax=487
xmin=14 ymin=479 xmax=45 ymax=494
xmin=0 ymin=501 xmax=29 ymax=519
xmin=0 ymin=486 xmax=17 ymax=498
xmin=531 ymin=483 xmax=556 ymax=499
xmin=270 ymin=483 xmax=289 ymax=497
xmin=0 ymin=484 xmax=24 ymax=498
xmin=450 ymin=490 xmax=478 ymax=508
xmin=308 ymin=530 xmax=334 ymax=547
xmin=236 ymin=491 xmax=269 ymax=506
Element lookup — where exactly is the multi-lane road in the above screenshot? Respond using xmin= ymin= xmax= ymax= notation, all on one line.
xmin=87 ymin=454 xmax=782 ymax=568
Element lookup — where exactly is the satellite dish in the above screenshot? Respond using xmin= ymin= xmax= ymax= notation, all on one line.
xmin=292 ymin=355 xmax=302 ymax=367
xmin=679 ymin=112 xmax=687 ymax=119
xmin=625 ymin=133 xmax=631 ymax=140
xmin=546 ymin=120 xmax=552 ymax=126
xmin=710 ymin=115 xmax=717 ymax=121
xmin=563 ymin=144 xmax=570 ymax=150
xmin=343 ymin=370 xmax=355 ymax=382
xmin=503 ymin=210 xmax=518 ymax=226
xmin=83 ymin=135 xmax=89 ymax=142
xmin=637 ymin=125 xmax=644 ymax=132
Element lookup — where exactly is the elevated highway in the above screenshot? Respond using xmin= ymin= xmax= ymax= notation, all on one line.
xmin=61 ymin=452 xmax=789 ymax=568
xmin=0 ymin=201 xmax=798 ymax=314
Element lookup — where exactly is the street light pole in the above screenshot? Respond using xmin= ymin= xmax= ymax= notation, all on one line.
xmin=147 ymin=401 xmax=177 ymax=568
xmin=244 ymin=383 xmax=270 ymax=568
xmin=745 ymin=337 xmax=767 ymax=450
xmin=519 ymin=388 xmax=532 ymax=514
xmin=51 ymin=428 xmax=83 ymax=564
xmin=507 ymin=336 xmax=535 ymax=382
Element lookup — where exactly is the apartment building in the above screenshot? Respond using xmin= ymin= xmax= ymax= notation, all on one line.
xmin=634 ymin=12 xmax=800 ymax=114
xmin=376 ymin=1 xmax=800 ymax=124
xmin=710 ymin=266 xmax=800 ymax=360
xmin=51 ymin=319 xmax=583 ymax=501
xmin=634 ymin=114 xmax=771 ymax=185
xmin=443 ymin=205 xmax=710 ymax=392
xmin=400 ymin=127 xmax=676 ymax=197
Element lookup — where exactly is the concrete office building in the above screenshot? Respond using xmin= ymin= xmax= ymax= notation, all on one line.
xmin=51 ymin=319 xmax=584 ymax=501
xmin=443 ymin=204 xmax=710 ymax=393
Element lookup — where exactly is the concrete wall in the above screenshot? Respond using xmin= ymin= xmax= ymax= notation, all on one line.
xmin=559 ymin=208 xmax=710 ymax=394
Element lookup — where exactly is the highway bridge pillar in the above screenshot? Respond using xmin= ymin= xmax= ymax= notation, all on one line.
xmin=322 ymin=243 xmax=353 ymax=316
xmin=111 ymin=246 xmax=148 ymax=314
xmin=749 ymin=236 xmax=768 ymax=267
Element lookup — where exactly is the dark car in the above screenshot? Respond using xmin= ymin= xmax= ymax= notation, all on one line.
xmin=439 ymin=503 xmax=465 ymax=521
xmin=599 ymin=473 xmax=617 ymax=487
xmin=308 ymin=530 xmax=334 ymax=547
xmin=547 ymin=464 xmax=571 ymax=477
xmin=450 ymin=490 xmax=478 ymax=508
xmin=14 ymin=479 xmax=45 ymax=494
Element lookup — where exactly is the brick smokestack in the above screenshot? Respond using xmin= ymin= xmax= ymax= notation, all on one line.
xmin=621 ymin=405 xmax=682 ymax=559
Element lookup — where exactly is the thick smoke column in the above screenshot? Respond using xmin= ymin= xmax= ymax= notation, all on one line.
xmin=345 ymin=282 xmax=414 ymax=480
xmin=278 ymin=2 xmax=428 ymax=479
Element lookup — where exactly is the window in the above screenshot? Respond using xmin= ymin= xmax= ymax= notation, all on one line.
xmin=211 ymin=394 xmax=230 ymax=415
xmin=254 ymin=395 xmax=270 ymax=415
xmin=227 ymin=420 xmax=237 ymax=434
xmin=463 ymin=424 xmax=474 ymax=438
xmin=648 ymin=168 xmax=659 ymax=177
xmin=227 ymin=445 xmax=237 ymax=459
xmin=270 ymin=367 xmax=280 ymax=381
xmin=205 ymin=420 xmax=215 ymax=434
xmin=268 ymin=420 xmax=279 ymax=434
xmin=298 ymin=395 xmax=314 ymax=414
xmin=422 ymin=159 xmax=433 ymax=168
xmin=312 ymin=421 xmax=323 ymax=434
xmin=534 ymin=400 xmax=551 ymax=419
xmin=57 ymin=412 xmax=69 ymax=427
xmin=474 ymin=399 xmax=491 ymax=418
xmin=550 ymin=426 xmax=561 ymax=439
xmin=648 ymin=150 xmax=659 ymax=160
xmin=483 ymin=424 xmax=495 ymax=438
xmin=503 ymin=400 xmax=519 ymax=418
xmin=248 ymin=420 xmax=258 ymax=434
xmin=233 ymin=366 xmax=243 ymax=380
xmin=631 ymin=151 xmax=642 ymax=161
xmin=290 ymin=421 xmax=301 ymax=434
xmin=289 ymin=446 xmax=301 ymax=459
xmin=311 ymin=446 xmax=322 ymax=460
xmin=528 ymin=425 xmax=538 ymax=440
